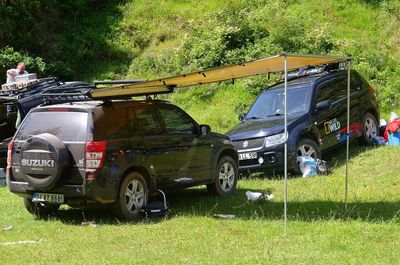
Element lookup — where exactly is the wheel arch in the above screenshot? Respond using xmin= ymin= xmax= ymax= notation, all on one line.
xmin=363 ymin=107 xmax=379 ymax=121
xmin=119 ymin=166 xmax=154 ymax=192
xmin=218 ymin=148 xmax=238 ymax=167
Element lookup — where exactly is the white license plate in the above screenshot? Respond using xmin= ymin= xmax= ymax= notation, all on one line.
xmin=32 ymin=193 xmax=64 ymax=204
xmin=238 ymin=152 xmax=258 ymax=160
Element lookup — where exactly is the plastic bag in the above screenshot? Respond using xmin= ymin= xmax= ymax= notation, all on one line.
xmin=297 ymin=156 xmax=318 ymax=178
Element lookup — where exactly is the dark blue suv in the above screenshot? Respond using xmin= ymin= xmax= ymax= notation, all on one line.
xmin=227 ymin=68 xmax=379 ymax=174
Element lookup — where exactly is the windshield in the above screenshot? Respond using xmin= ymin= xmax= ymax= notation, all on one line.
xmin=246 ymin=86 xmax=311 ymax=119
xmin=16 ymin=111 xmax=88 ymax=141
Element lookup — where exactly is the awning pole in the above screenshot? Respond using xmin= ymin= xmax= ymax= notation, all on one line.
xmin=345 ymin=60 xmax=351 ymax=211
xmin=284 ymin=55 xmax=288 ymax=235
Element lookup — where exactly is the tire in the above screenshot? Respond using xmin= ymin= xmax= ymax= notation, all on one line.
xmin=112 ymin=172 xmax=148 ymax=220
xmin=20 ymin=133 xmax=70 ymax=190
xmin=23 ymin=198 xmax=60 ymax=218
xmin=294 ymin=138 xmax=321 ymax=174
xmin=207 ymin=156 xmax=238 ymax=196
xmin=360 ymin=113 xmax=378 ymax=144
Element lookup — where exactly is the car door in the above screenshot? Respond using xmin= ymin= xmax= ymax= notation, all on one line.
xmin=314 ymin=80 xmax=344 ymax=150
xmin=157 ymin=106 xmax=212 ymax=185
xmin=329 ymin=75 xmax=363 ymax=142
xmin=133 ymin=107 xmax=177 ymax=188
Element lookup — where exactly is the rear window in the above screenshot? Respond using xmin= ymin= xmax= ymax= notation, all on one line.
xmin=16 ymin=111 xmax=88 ymax=141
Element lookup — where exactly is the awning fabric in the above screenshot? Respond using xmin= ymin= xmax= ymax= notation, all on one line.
xmin=91 ymin=53 xmax=351 ymax=99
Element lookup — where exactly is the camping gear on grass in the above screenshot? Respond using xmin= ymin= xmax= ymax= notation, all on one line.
xmin=388 ymin=130 xmax=400 ymax=146
xmin=141 ymin=189 xmax=170 ymax=219
xmin=371 ymin=136 xmax=387 ymax=146
xmin=245 ymin=191 xmax=274 ymax=201
xmin=298 ymin=157 xmax=328 ymax=177
xmin=384 ymin=112 xmax=400 ymax=146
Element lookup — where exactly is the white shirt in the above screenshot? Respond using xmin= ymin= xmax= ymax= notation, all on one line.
xmin=6 ymin=69 xmax=29 ymax=84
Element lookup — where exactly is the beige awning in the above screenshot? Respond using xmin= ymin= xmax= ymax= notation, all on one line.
xmin=91 ymin=53 xmax=351 ymax=99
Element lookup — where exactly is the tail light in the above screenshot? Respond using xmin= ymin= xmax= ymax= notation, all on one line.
xmin=85 ymin=141 xmax=106 ymax=169
xmin=6 ymin=140 xmax=14 ymax=178
xmin=369 ymin=86 xmax=377 ymax=100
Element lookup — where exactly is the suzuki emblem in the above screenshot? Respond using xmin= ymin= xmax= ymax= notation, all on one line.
xmin=242 ymin=140 xmax=249 ymax=148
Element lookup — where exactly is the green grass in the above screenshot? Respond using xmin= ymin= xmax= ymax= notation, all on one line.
xmin=1 ymin=143 xmax=400 ymax=264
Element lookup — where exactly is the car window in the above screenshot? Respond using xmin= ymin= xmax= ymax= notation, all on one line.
xmin=246 ymin=85 xmax=311 ymax=118
xmin=135 ymin=108 xmax=163 ymax=136
xmin=106 ymin=108 xmax=130 ymax=140
xmin=158 ymin=107 xmax=195 ymax=135
xmin=316 ymin=80 xmax=341 ymax=102
xmin=16 ymin=111 xmax=88 ymax=141
xmin=128 ymin=110 xmax=141 ymax=137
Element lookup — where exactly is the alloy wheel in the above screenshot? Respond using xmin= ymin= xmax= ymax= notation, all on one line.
xmin=125 ymin=179 xmax=145 ymax=213
xmin=218 ymin=162 xmax=235 ymax=192
xmin=297 ymin=144 xmax=317 ymax=159
xmin=364 ymin=117 xmax=377 ymax=140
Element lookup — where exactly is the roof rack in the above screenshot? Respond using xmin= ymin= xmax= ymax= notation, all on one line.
xmin=42 ymin=84 xmax=94 ymax=104
xmin=0 ymin=77 xmax=60 ymax=98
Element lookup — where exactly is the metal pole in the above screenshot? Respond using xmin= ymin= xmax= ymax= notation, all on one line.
xmin=284 ymin=55 xmax=288 ymax=235
xmin=345 ymin=60 xmax=351 ymax=211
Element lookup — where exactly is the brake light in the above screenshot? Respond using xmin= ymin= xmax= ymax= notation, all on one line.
xmin=369 ymin=86 xmax=377 ymax=100
xmin=6 ymin=140 xmax=13 ymax=178
xmin=85 ymin=141 xmax=106 ymax=169
xmin=369 ymin=86 xmax=376 ymax=95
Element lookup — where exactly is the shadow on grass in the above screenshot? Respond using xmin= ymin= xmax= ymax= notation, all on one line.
xmin=48 ymin=186 xmax=400 ymax=226
xmin=45 ymin=142 xmax=392 ymax=225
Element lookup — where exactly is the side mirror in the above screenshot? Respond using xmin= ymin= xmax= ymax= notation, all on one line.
xmin=238 ymin=113 xmax=246 ymax=122
xmin=200 ymin=125 xmax=211 ymax=136
xmin=315 ymin=100 xmax=331 ymax=112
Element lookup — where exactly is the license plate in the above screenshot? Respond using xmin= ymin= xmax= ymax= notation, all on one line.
xmin=32 ymin=193 xmax=64 ymax=204
xmin=238 ymin=152 xmax=258 ymax=160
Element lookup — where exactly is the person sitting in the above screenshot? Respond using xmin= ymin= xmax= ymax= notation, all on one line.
xmin=6 ymin=63 xmax=28 ymax=84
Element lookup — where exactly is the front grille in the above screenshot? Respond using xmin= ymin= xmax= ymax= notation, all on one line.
xmin=232 ymin=137 xmax=265 ymax=151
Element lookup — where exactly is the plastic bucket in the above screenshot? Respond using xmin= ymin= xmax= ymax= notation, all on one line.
xmin=388 ymin=131 xmax=400 ymax=146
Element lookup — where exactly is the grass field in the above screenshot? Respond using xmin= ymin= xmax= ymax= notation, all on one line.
xmin=1 ymin=143 xmax=399 ymax=264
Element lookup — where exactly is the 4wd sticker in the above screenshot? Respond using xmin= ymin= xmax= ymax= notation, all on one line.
xmin=324 ymin=118 xmax=341 ymax=135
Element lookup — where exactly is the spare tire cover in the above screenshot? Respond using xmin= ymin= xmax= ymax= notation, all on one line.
xmin=20 ymin=133 xmax=70 ymax=190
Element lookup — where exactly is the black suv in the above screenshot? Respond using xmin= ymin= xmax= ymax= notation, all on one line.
xmin=7 ymin=99 xmax=238 ymax=219
xmin=227 ymin=69 xmax=379 ymax=174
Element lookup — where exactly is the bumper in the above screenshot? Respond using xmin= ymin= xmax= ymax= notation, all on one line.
xmin=238 ymin=145 xmax=296 ymax=172
xmin=8 ymin=180 xmax=115 ymax=204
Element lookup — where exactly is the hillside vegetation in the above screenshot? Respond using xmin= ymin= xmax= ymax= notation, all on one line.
xmin=1 ymin=0 xmax=400 ymax=132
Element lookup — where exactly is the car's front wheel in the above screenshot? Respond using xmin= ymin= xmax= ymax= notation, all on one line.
xmin=23 ymin=198 xmax=60 ymax=218
xmin=207 ymin=156 xmax=238 ymax=196
xmin=294 ymin=138 xmax=321 ymax=174
xmin=112 ymin=172 xmax=148 ymax=220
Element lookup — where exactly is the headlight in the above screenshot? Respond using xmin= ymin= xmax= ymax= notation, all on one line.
xmin=265 ymin=133 xmax=287 ymax=148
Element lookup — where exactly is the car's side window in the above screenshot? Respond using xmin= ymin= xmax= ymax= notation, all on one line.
xmin=135 ymin=108 xmax=164 ymax=136
xmin=105 ymin=108 xmax=130 ymax=140
xmin=158 ymin=107 xmax=196 ymax=135
xmin=316 ymin=81 xmax=335 ymax=102
xmin=127 ymin=110 xmax=141 ymax=137
xmin=329 ymin=78 xmax=347 ymax=101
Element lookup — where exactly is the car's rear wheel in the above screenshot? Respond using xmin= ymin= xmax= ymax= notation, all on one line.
xmin=360 ymin=113 xmax=378 ymax=144
xmin=112 ymin=172 xmax=148 ymax=220
xmin=294 ymin=138 xmax=321 ymax=174
xmin=23 ymin=198 xmax=60 ymax=218
xmin=207 ymin=156 xmax=238 ymax=196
